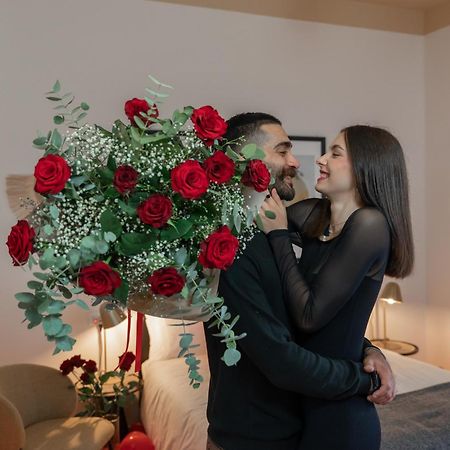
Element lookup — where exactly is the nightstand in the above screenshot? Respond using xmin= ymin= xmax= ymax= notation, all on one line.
xmin=371 ymin=339 xmax=418 ymax=356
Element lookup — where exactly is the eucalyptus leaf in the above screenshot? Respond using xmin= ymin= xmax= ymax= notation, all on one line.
xmin=43 ymin=316 xmax=64 ymax=336
xmin=43 ymin=224 xmax=53 ymax=235
xmin=25 ymin=309 xmax=42 ymax=328
xmin=51 ymin=129 xmax=62 ymax=149
xmin=174 ymin=247 xmax=188 ymax=267
xmin=223 ymin=348 xmax=241 ymax=366
xmin=70 ymin=175 xmax=87 ymax=186
xmin=33 ymin=136 xmax=47 ymax=148
xmin=37 ymin=299 xmax=51 ymax=314
xmin=15 ymin=292 xmax=35 ymax=303
xmin=67 ymin=249 xmax=81 ymax=268
xmin=147 ymin=74 xmax=174 ymax=89
xmin=49 ymin=205 xmax=60 ymax=220
xmin=179 ymin=334 xmax=193 ymax=349
xmin=53 ymin=115 xmax=64 ymax=125
xmin=80 ymin=236 xmax=97 ymax=250
xmin=27 ymin=281 xmax=43 ymax=290
xmin=33 ymin=272 xmax=50 ymax=281
xmin=74 ymin=299 xmax=89 ymax=311
xmin=47 ymin=300 xmax=67 ymax=314
xmin=52 ymin=80 xmax=61 ymax=93
xmin=104 ymin=232 xmax=117 ymax=243
xmin=133 ymin=115 xmax=147 ymax=130
xmin=95 ymin=240 xmax=109 ymax=254
xmin=55 ymin=335 xmax=76 ymax=351
xmin=55 ymin=323 xmax=72 ymax=337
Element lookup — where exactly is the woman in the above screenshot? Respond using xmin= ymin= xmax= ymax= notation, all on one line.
xmin=258 ymin=125 xmax=414 ymax=450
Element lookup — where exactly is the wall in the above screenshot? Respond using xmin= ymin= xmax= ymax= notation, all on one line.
xmin=425 ymin=25 xmax=450 ymax=369
xmin=0 ymin=0 xmax=427 ymax=369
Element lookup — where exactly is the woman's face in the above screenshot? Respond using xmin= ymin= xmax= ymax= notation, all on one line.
xmin=315 ymin=132 xmax=356 ymax=199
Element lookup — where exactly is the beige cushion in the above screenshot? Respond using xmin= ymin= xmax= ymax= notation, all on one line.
xmin=0 ymin=392 xmax=26 ymax=450
xmin=0 ymin=364 xmax=77 ymax=427
xmin=25 ymin=417 xmax=115 ymax=450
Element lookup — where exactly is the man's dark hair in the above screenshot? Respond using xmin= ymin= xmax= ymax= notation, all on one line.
xmin=224 ymin=113 xmax=282 ymax=150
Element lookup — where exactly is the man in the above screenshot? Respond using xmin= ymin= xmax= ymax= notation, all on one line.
xmin=204 ymin=113 xmax=395 ymax=450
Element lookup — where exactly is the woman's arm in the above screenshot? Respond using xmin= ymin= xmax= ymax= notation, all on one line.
xmin=266 ymin=208 xmax=390 ymax=333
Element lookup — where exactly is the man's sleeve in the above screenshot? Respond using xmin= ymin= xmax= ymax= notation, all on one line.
xmin=219 ymin=251 xmax=372 ymax=400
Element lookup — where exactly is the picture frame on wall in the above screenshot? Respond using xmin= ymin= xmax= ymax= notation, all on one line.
xmin=285 ymin=136 xmax=326 ymax=206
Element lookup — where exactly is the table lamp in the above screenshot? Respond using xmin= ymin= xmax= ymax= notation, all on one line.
xmin=371 ymin=282 xmax=418 ymax=355
xmin=97 ymin=304 xmax=126 ymax=372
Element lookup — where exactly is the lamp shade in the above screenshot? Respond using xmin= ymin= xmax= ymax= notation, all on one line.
xmin=379 ymin=282 xmax=403 ymax=305
xmin=99 ymin=303 xmax=126 ymax=329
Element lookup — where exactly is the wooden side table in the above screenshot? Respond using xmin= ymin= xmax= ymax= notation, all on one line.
xmin=371 ymin=339 xmax=418 ymax=356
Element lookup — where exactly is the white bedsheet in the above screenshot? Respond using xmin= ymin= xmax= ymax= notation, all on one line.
xmin=141 ymin=351 xmax=450 ymax=450
xmin=383 ymin=349 xmax=450 ymax=394
xmin=141 ymin=356 xmax=210 ymax=450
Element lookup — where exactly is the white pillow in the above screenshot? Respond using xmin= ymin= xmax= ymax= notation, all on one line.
xmin=145 ymin=316 xmax=207 ymax=361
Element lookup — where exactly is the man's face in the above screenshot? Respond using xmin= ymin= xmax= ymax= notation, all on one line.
xmin=259 ymin=124 xmax=300 ymax=201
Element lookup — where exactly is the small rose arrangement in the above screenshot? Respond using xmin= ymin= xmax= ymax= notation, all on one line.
xmin=7 ymin=77 xmax=270 ymax=386
xmin=60 ymin=352 xmax=140 ymax=417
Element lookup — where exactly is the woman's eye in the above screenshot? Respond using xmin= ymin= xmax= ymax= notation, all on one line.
xmin=332 ymin=153 xmax=340 ymax=158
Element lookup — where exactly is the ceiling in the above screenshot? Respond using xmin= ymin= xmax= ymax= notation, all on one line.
xmin=354 ymin=0 xmax=448 ymax=10
xmin=152 ymin=0 xmax=450 ymax=34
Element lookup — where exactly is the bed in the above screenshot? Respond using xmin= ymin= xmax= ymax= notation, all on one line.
xmin=140 ymin=317 xmax=450 ymax=450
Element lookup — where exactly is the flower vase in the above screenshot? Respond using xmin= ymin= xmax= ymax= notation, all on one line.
xmin=104 ymin=413 xmax=120 ymax=447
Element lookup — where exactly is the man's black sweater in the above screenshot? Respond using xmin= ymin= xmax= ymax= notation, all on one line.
xmin=205 ymin=232 xmax=372 ymax=450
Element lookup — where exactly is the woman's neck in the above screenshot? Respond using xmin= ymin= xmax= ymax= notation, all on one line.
xmin=328 ymin=196 xmax=364 ymax=229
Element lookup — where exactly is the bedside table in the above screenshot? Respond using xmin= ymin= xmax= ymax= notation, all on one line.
xmin=371 ymin=339 xmax=418 ymax=356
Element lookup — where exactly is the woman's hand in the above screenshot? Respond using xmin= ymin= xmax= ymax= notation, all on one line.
xmin=258 ymin=188 xmax=288 ymax=234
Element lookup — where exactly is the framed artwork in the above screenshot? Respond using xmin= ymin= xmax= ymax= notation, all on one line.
xmin=285 ymin=135 xmax=326 ymax=205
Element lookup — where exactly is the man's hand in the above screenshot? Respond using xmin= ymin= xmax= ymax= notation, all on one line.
xmin=363 ymin=347 xmax=395 ymax=405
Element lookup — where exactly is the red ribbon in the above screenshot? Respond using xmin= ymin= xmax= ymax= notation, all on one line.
xmin=135 ymin=312 xmax=144 ymax=372
xmin=115 ymin=308 xmax=132 ymax=371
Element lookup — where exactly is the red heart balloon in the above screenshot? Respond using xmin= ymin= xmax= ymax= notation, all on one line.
xmin=119 ymin=431 xmax=155 ymax=450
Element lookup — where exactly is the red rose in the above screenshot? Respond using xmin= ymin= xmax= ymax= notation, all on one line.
xmin=34 ymin=154 xmax=71 ymax=195
xmin=83 ymin=360 xmax=98 ymax=373
xmin=198 ymin=226 xmax=239 ymax=270
xmin=147 ymin=267 xmax=185 ymax=297
xmin=6 ymin=220 xmax=35 ymax=266
xmin=137 ymin=194 xmax=173 ymax=228
xmin=60 ymin=355 xmax=87 ymax=375
xmin=78 ymin=261 xmax=122 ymax=296
xmin=203 ymin=151 xmax=235 ymax=184
xmin=113 ymin=165 xmax=139 ymax=194
xmin=80 ymin=372 xmax=91 ymax=384
xmin=191 ymin=106 xmax=227 ymax=146
xmin=124 ymin=98 xmax=159 ymax=127
xmin=171 ymin=160 xmax=209 ymax=200
xmin=70 ymin=355 xmax=86 ymax=368
xmin=118 ymin=351 xmax=136 ymax=372
xmin=60 ymin=359 xmax=74 ymax=376
xmin=241 ymin=160 xmax=271 ymax=192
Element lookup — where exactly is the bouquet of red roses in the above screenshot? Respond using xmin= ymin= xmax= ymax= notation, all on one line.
xmin=7 ymin=77 xmax=271 ymax=386
xmin=60 ymin=352 xmax=140 ymax=417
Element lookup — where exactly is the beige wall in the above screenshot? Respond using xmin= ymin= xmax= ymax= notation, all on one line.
xmin=425 ymin=25 xmax=450 ymax=369
xmin=0 ymin=0 xmax=429 ymax=368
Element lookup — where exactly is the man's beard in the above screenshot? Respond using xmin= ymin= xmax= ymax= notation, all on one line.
xmin=272 ymin=167 xmax=297 ymax=201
